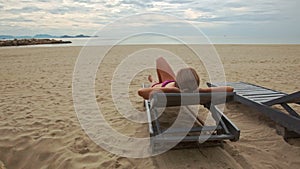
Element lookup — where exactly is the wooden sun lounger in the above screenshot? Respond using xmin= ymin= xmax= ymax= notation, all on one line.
xmin=143 ymin=86 xmax=240 ymax=151
xmin=208 ymin=82 xmax=300 ymax=139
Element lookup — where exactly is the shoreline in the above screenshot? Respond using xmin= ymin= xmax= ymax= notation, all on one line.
xmin=0 ymin=43 xmax=300 ymax=49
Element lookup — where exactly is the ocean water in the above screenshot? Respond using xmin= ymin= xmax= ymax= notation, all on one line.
xmin=58 ymin=36 xmax=300 ymax=46
xmin=2 ymin=36 xmax=299 ymax=48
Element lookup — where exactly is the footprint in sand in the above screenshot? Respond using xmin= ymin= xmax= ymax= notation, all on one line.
xmin=70 ymin=137 xmax=90 ymax=154
xmin=115 ymin=157 xmax=134 ymax=169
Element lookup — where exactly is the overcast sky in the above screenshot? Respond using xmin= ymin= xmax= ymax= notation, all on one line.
xmin=1 ymin=0 xmax=299 ymax=43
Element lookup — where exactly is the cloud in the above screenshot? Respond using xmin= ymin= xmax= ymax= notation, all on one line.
xmin=6 ymin=6 xmax=42 ymax=14
xmin=0 ymin=0 xmax=299 ymax=42
xmin=184 ymin=8 xmax=202 ymax=20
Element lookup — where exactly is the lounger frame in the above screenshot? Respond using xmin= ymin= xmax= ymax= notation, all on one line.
xmin=208 ymin=82 xmax=300 ymax=139
xmin=144 ymin=91 xmax=240 ymax=150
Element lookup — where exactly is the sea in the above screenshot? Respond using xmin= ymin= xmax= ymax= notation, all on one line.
xmin=1 ymin=36 xmax=299 ymax=48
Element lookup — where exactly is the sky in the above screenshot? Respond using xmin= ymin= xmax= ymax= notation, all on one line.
xmin=0 ymin=0 xmax=300 ymax=43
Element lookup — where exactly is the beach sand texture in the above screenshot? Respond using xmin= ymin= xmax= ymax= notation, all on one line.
xmin=0 ymin=45 xmax=299 ymax=169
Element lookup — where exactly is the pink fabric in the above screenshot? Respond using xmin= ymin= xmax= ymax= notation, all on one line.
xmin=151 ymin=80 xmax=175 ymax=88
xmin=161 ymin=80 xmax=175 ymax=87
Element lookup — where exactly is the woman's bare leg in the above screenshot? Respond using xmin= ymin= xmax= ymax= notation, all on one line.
xmin=156 ymin=57 xmax=175 ymax=82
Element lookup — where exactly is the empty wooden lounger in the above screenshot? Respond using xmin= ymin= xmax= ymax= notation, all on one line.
xmin=208 ymin=82 xmax=300 ymax=139
xmin=141 ymin=86 xmax=240 ymax=151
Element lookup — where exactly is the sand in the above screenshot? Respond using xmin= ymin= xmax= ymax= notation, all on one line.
xmin=0 ymin=44 xmax=299 ymax=169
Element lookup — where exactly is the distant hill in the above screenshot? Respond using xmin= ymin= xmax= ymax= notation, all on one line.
xmin=33 ymin=34 xmax=58 ymax=38
xmin=0 ymin=34 xmax=95 ymax=39
xmin=60 ymin=34 xmax=92 ymax=38
xmin=0 ymin=35 xmax=15 ymax=39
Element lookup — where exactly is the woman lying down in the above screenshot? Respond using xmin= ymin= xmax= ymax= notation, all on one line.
xmin=138 ymin=57 xmax=233 ymax=100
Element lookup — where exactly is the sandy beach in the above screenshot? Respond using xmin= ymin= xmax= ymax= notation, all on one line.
xmin=0 ymin=44 xmax=299 ymax=169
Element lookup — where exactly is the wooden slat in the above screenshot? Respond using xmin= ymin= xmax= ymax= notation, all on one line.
xmin=251 ymin=96 xmax=284 ymax=102
xmin=235 ymin=88 xmax=268 ymax=90
xmin=256 ymin=99 xmax=278 ymax=103
xmin=245 ymin=94 xmax=286 ymax=99
xmin=235 ymin=90 xmax=269 ymax=93
xmin=162 ymin=125 xmax=222 ymax=134
xmin=242 ymin=92 xmax=285 ymax=96
xmin=250 ymin=94 xmax=284 ymax=99
xmin=236 ymin=91 xmax=280 ymax=96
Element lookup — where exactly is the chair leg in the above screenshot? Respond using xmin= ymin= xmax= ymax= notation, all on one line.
xmin=276 ymin=125 xmax=300 ymax=139
xmin=280 ymin=103 xmax=300 ymax=118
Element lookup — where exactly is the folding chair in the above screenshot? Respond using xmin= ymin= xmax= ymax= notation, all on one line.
xmin=143 ymin=87 xmax=240 ymax=151
xmin=208 ymin=82 xmax=300 ymax=139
